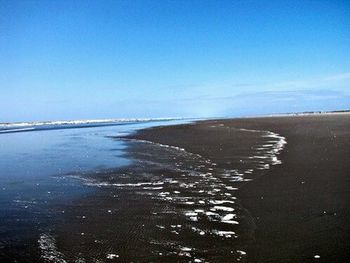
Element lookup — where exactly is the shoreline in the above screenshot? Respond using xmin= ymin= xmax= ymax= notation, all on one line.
xmin=4 ymin=113 xmax=348 ymax=262
xmin=125 ymin=112 xmax=350 ymax=262
xmin=41 ymin=117 xmax=286 ymax=262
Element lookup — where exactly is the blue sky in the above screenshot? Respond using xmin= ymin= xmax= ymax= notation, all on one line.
xmin=1 ymin=0 xmax=349 ymax=122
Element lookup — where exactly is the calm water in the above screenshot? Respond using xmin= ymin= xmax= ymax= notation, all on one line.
xmin=0 ymin=119 xmax=190 ymax=260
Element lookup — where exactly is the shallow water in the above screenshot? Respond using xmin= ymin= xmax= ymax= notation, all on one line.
xmin=0 ymin=119 xmax=190 ymax=262
xmin=0 ymin=120 xmax=286 ymax=262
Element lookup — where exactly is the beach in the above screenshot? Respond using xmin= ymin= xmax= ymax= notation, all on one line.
xmin=3 ymin=1 xmax=349 ymax=261
xmin=1 ymin=113 xmax=349 ymax=262
xmin=124 ymin=112 xmax=350 ymax=262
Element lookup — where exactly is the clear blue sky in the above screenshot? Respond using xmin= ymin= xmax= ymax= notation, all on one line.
xmin=1 ymin=0 xmax=349 ymax=122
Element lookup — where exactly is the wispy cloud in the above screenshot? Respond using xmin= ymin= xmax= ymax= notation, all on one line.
xmin=275 ymin=73 xmax=350 ymax=89
xmin=103 ymin=72 xmax=350 ymax=118
xmin=227 ymin=72 xmax=350 ymax=91
xmin=324 ymin=73 xmax=350 ymax=81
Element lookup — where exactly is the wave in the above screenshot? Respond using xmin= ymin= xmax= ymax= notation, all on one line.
xmin=0 ymin=127 xmax=36 ymax=133
xmin=0 ymin=117 xmax=184 ymax=134
xmin=0 ymin=117 xmax=183 ymax=128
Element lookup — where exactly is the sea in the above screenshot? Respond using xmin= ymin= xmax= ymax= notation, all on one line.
xmin=0 ymin=118 xmax=191 ymax=262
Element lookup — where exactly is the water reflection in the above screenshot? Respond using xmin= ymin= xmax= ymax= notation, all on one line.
xmin=0 ymin=119 xmax=190 ymax=261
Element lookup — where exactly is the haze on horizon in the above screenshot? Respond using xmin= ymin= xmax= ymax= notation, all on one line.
xmin=1 ymin=0 xmax=349 ymax=122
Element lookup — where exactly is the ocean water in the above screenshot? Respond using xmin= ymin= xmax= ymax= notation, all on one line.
xmin=0 ymin=119 xmax=190 ymax=261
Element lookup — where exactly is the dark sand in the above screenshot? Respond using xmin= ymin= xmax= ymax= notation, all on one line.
xmin=7 ymin=113 xmax=348 ymax=262
xmin=127 ymin=113 xmax=350 ymax=262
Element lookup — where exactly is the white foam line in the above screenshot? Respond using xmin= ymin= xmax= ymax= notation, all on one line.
xmin=249 ymin=155 xmax=269 ymax=159
xmin=86 ymin=181 xmax=164 ymax=187
xmin=221 ymin=214 xmax=235 ymax=221
xmin=242 ymin=129 xmax=287 ymax=168
xmin=211 ymin=206 xmax=235 ymax=212
xmin=38 ymin=234 xmax=67 ymax=263
xmin=212 ymin=230 xmax=237 ymax=238
xmin=180 ymin=246 xmax=192 ymax=252
xmin=0 ymin=127 xmax=35 ymax=133
xmin=191 ymin=226 xmax=206 ymax=236
xmin=209 ymin=200 xmax=235 ymax=205
xmin=225 ymin=186 xmax=238 ymax=190
xmin=238 ymin=128 xmax=262 ymax=133
xmin=106 ymin=253 xmax=119 ymax=259
xmin=185 ymin=211 xmax=198 ymax=216
xmin=143 ymin=186 xmax=163 ymax=190
xmin=124 ymin=138 xmax=215 ymax=166
xmin=0 ymin=117 xmax=182 ymax=128
xmin=222 ymin=220 xmax=239 ymax=224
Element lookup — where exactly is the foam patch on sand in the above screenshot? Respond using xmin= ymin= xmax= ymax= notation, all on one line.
xmin=212 ymin=230 xmax=237 ymax=238
xmin=64 ymin=125 xmax=287 ymax=261
xmin=38 ymin=234 xmax=67 ymax=263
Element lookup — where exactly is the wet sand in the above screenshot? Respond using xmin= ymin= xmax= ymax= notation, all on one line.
xmin=29 ymin=117 xmax=286 ymax=262
xmin=126 ymin=113 xmax=350 ymax=262
xmin=5 ymin=113 xmax=348 ymax=262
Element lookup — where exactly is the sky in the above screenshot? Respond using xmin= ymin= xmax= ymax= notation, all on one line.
xmin=1 ymin=0 xmax=350 ymax=122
